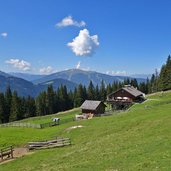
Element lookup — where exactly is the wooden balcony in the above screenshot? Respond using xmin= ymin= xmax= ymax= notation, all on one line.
xmin=107 ymin=97 xmax=133 ymax=104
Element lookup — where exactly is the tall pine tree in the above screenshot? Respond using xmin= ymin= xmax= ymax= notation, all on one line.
xmin=9 ymin=91 xmax=20 ymax=122
xmin=0 ymin=93 xmax=5 ymax=123
xmin=87 ymin=81 xmax=95 ymax=100
xmin=4 ymin=85 xmax=12 ymax=122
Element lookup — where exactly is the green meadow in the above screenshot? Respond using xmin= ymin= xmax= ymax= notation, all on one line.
xmin=0 ymin=91 xmax=171 ymax=171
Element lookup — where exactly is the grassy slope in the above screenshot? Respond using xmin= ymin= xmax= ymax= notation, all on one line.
xmin=0 ymin=108 xmax=80 ymax=148
xmin=18 ymin=108 xmax=80 ymax=124
xmin=0 ymin=91 xmax=171 ymax=171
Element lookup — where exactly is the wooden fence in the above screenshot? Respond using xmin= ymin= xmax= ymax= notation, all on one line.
xmin=0 ymin=122 xmax=42 ymax=129
xmin=0 ymin=117 xmax=75 ymax=129
xmin=60 ymin=117 xmax=74 ymax=124
xmin=28 ymin=137 xmax=71 ymax=150
xmin=0 ymin=146 xmax=13 ymax=161
xmin=40 ymin=121 xmax=59 ymax=128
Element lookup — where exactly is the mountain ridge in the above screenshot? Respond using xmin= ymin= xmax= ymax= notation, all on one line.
xmin=9 ymin=72 xmax=46 ymax=81
xmin=33 ymin=69 xmax=146 ymax=86
xmin=0 ymin=71 xmax=77 ymax=97
xmin=0 ymin=69 xmax=147 ymax=97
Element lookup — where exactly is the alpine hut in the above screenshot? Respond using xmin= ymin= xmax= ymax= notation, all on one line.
xmin=80 ymin=100 xmax=106 ymax=116
xmin=107 ymin=85 xmax=145 ymax=110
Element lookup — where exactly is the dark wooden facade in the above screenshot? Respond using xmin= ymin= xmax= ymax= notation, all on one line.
xmin=108 ymin=89 xmax=134 ymax=101
xmin=80 ymin=100 xmax=106 ymax=116
xmin=81 ymin=104 xmax=106 ymax=115
xmin=107 ymin=85 xmax=145 ymax=110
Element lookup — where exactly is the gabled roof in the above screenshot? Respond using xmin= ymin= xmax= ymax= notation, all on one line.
xmin=80 ymin=100 xmax=106 ymax=110
xmin=122 ymin=86 xmax=143 ymax=97
xmin=108 ymin=86 xmax=143 ymax=98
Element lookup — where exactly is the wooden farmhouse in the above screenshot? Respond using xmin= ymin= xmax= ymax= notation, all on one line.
xmin=80 ymin=100 xmax=106 ymax=116
xmin=107 ymin=85 xmax=145 ymax=110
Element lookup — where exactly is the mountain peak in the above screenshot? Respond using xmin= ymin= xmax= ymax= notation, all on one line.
xmin=33 ymin=68 xmax=146 ymax=86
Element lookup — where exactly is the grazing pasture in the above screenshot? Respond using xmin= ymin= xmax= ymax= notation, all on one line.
xmin=0 ymin=92 xmax=171 ymax=170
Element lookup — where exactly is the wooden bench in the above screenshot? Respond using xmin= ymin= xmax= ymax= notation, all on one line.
xmin=0 ymin=146 xmax=13 ymax=161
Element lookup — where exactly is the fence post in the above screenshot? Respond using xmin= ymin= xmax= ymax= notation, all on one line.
xmin=62 ymin=138 xmax=64 ymax=146
xmin=1 ymin=149 xmax=3 ymax=160
xmin=11 ymin=146 xmax=13 ymax=158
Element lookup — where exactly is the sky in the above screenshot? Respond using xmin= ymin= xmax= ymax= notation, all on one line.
xmin=0 ymin=0 xmax=171 ymax=75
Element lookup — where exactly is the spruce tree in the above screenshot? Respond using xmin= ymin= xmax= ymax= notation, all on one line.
xmin=87 ymin=81 xmax=95 ymax=100
xmin=68 ymin=90 xmax=74 ymax=109
xmin=131 ymin=79 xmax=139 ymax=89
xmin=94 ymin=85 xmax=100 ymax=100
xmin=106 ymin=83 xmax=112 ymax=95
xmin=75 ymin=84 xmax=84 ymax=106
xmin=112 ymin=81 xmax=118 ymax=92
xmin=4 ymin=85 xmax=12 ymax=122
xmin=100 ymin=80 xmax=106 ymax=101
xmin=25 ymin=96 xmax=36 ymax=117
xmin=46 ymin=85 xmax=55 ymax=114
xmin=9 ymin=91 xmax=20 ymax=122
xmin=36 ymin=91 xmax=47 ymax=116
xmin=63 ymin=85 xmax=69 ymax=110
xmin=0 ymin=93 xmax=5 ymax=123
xmin=165 ymin=55 xmax=171 ymax=90
xmin=158 ymin=65 xmax=167 ymax=91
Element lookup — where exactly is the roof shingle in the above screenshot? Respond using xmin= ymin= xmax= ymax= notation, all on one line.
xmin=122 ymin=86 xmax=143 ymax=97
xmin=108 ymin=85 xmax=144 ymax=98
xmin=80 ymin=100 xmax=105 ymax=110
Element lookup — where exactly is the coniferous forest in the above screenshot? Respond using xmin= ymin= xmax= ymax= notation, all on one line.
xmin=0 ymin=56 xmax=171 ymax=123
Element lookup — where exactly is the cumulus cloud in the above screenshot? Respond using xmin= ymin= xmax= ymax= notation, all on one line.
xmin=106 ymin=70 xmax=127 ymax=76
xmin=1 ymin=32 xmax=8 ymax=38
xmin=67 ymin=29 xmax=99 ymax=56
xmin=5 ymin=59 xmax=31 ymax=71
xmin=56 ymin=16 xmax=86 ymax=28
xmin=39 ymin=66 xmax=54 ymax=74
xmin=76 ymin=61 xmax=81 ymax=69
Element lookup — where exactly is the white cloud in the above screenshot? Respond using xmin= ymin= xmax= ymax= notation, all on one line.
xmin=1 ymin=32 xmax=8 ymax=38
xmin=106 ymin=70 xmax=127 ymax=76
xmin=39 ymin=66 xmax=54 ymax=74
xmin=67 ymin=29 xmax=99 ymax=56
xmin=5 ymin=59 xmax=31 ymax=71
xmin=56 ymin=16 xmax=86 ymax=28
xmin=76 ymin=61 xmax=81 ymax=69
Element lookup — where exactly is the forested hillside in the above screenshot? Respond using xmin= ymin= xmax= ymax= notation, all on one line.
xmin=0 ymin=55 xmax=171 ymax=123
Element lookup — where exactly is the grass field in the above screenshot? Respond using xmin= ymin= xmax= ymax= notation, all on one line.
xmin=18 ymin=108 xmax=80 ymax=124
xmin=0 ymin=91 xmax=171 ymax=170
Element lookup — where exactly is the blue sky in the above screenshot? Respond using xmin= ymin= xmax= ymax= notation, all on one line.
xmin=0 ymin=0 xmax=171 ymax=75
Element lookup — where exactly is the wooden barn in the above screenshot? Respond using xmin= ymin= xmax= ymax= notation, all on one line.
xmin=107 ymin=85 xmax=145 ymax=110
xmin=80 ymin=100 xmax=106 ymax=116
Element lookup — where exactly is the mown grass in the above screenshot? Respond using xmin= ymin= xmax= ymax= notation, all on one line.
xmin=0 ymin=91 xmax=171 ymax=171
xmin=18 ymin=108 xmax=80 ymax=124
xmin=0 ymin=108 xmax=80 ymax=148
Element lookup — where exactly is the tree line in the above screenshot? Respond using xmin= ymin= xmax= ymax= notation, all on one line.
xmin=148 ymin=55 xmax=171 ymax=93
xmin=0 ymin=79 xmax=139 ymax=123
xmin=0 ymin=55 xmax=171 ymax=123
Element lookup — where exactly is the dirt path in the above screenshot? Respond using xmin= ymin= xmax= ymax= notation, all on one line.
xmin=0 ymin=147 xmax=33 ymax=165
xmin=13 ymin=147 xmax=29 ymax=157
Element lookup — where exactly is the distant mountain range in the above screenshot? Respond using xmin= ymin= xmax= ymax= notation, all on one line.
xmin=0 ymin=72 xmax=77 ymax=97
xmin=10 ymin=72 xmax=46 ymax=81
xmin=33 ymin=69 xmax=146 ymax=86
xmin=0 ymin=69 xmax=148 ymax=97
xmin=0 ymin=75 xmax=38 ymax=97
